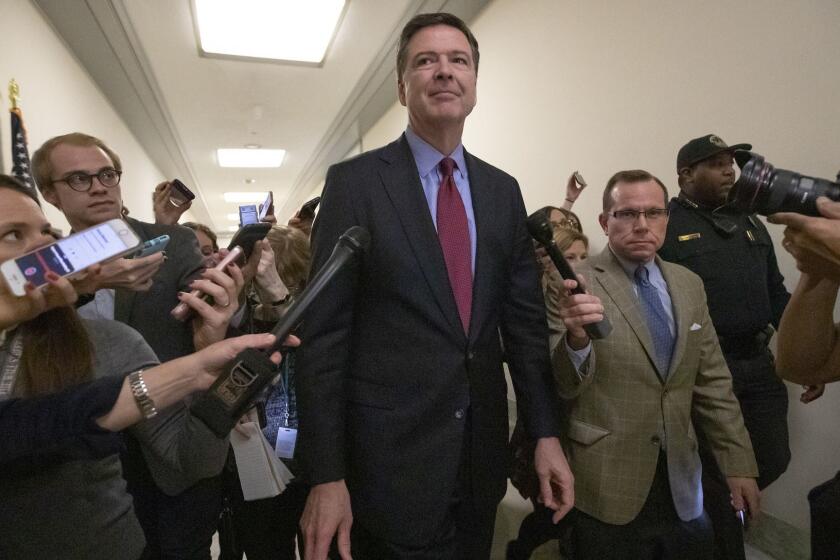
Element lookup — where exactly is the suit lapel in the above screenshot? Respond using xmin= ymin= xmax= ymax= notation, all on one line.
xmin=378 ymin=136 xmax=466 ymax=342
xmin=464 ymin=150 xmax=491 ymax=343
xmin=592 ymin=249 xmax=663 ymax=380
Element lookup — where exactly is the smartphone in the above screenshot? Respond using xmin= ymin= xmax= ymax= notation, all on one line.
xmin=227 ymin=223 xmax=271 ymax=260
xmin=573 ymin=171 xmax=587 ymax=188
xmin=171 ymin=246 xmax=245 ymax=322
xmin=298 ymin=196 xmax=321 ymax=220
xmin=169 ymin=179 xmax=195 ymax=207
xmin=1 ymin=218 xmax=142 ymax=296
xmin=258 ymin=191 xmax=274 ymax=222
xmin=239 ymin=204 xmax=259 ymax=226
xmin=134 ymin=235 xmax=170 ymax=258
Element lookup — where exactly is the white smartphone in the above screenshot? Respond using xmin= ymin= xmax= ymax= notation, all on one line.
xmin=0 ymin=218 xmax=142 ymax=296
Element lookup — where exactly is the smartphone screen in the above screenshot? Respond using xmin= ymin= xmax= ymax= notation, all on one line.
xmin=239 ymin=205 xmax=259 ymax=226
xmin=258 ymin=191 xmax=273 ymax=221
xmin=5 ymin=220 xmax=139 ymax=293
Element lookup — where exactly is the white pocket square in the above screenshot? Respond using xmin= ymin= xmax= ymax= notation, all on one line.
xmin=690 ymin=323 xmax=702 ymax=331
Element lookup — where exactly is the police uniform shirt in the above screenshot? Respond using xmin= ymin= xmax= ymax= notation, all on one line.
xmin=658 ymin=196 xmax=790 ymax=338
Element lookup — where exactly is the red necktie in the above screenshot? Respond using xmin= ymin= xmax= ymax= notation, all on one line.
xmin=436 ymin=157 xmax=472 ymax=334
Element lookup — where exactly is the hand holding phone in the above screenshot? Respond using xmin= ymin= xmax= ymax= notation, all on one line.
xmin=1 ymin=218 xmax=142 ymax=296
xmin=565 ymin=171 xmax=587 ymax=204
xmin=172 ymin=246 xmax=244 ymax=322
xmin=180 ymin=264 xmax=246 ymax=349
xmin=153 ymin=180 xmax=193 ymax=226
xmin=0 ymin=268 xmax=82 ymax=330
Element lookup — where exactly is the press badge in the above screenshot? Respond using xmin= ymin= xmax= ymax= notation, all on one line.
xmin=275 ymin=427 xmax=298 ymax=459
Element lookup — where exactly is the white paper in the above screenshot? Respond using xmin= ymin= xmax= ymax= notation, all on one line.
xmin=230 ymin=422 xmax=294 ymax=501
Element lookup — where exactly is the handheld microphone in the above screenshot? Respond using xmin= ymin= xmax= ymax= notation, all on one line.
xmin=526 ymin=214 xmax=612 ymax=340
xmin=191 ymin=226 xmax=371 ymax=437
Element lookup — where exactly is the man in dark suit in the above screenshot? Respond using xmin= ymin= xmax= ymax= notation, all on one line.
xmin=296 ymin=12 xmax=573 ymax=560
xmin=32 ymin=133 xmax=235 ymax=559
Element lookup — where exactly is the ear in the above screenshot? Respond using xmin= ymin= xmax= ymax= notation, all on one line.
xmin=397 ymin=80 xmax=407 ymax=107
xmin=41 ymin=186 xmax=61 ymax=209
xmin=598 ymin=212 xmax=609 ymax=234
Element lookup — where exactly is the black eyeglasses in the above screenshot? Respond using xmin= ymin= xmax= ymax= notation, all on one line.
xmin=51 ymin=168 xmax=122 ymax=192
xmin=611 ymin=208 xmax=669 ymax=222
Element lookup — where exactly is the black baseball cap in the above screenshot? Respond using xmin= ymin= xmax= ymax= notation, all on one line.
xmin=677 ymin=134 xmax=752 ymax=172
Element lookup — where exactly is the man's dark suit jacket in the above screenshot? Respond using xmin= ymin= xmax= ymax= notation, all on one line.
xmin=297 ymin=134 xmax=561 ymax=546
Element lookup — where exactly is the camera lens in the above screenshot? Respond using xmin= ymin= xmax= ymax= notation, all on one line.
xmin=728 ymin=152 xmax=840 ymax=216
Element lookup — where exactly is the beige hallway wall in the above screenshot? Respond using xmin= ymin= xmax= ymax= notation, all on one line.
xmin=0 ymin=0 xmax=165 ymax=231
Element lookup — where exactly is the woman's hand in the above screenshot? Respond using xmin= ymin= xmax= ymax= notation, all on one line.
xmin=254 ymin=241 xmax=289 ymax=303
xmin=0 ymin=270 xmax=83 ymax=330
xmin=185 ymin=264 xmax=246 ymax=350
xmin=190 ymin=332 xmax=300 ymax=390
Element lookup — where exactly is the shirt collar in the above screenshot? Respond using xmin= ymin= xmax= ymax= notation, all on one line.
xmin=609 ymin=245 xmax=658 ymax=280
xmin=404 ymin=127 xmax=468 ymax=180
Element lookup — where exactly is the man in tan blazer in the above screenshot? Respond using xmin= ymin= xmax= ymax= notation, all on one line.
xmin=547 ymin=169 xmax=759 ymax=559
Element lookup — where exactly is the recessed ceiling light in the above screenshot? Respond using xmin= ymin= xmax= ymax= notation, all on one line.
xmin=217 ymin=148 xmax=285 ymax=168
xmin=245 ymin=178 xmax=257 ymax=184
xmin=195 ymin=0 xmax=346 ymax=64
xmin=223 ymin=191 xmax=268 ymax=203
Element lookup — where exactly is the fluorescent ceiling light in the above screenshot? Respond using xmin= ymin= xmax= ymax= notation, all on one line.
xmin=223 ymin=191 xmax=268 ymax=203
xmin=217 ymin=148 xmax=285 ymax=168
xmin=195 ymin=0 xmax=346 ymax=64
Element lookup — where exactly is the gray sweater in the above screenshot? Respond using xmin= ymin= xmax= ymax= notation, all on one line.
xmin=0 ymin=319 xmax=228 ymax=559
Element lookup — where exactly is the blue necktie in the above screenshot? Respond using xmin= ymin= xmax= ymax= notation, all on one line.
xmin=634 ymin=265 xmax=675 ymax=376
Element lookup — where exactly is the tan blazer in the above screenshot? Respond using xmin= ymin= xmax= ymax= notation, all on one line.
xmin=548 ymin=248 xmax=758 ymax=524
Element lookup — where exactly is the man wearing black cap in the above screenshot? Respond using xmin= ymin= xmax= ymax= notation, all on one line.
xmin=659 ymin=134 xmax=793 ymax=560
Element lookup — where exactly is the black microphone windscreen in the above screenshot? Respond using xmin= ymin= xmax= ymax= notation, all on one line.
xmin=526 ymin=213 xmax=554 ymax=246
xmin=339 ymin=225 xmax=371 ymax=253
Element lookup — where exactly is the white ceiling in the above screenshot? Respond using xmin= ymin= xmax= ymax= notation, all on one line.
xmin=34 ymin=0 xmax=490 ymax=234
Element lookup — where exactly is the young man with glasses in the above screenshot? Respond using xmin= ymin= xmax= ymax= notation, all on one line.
xmin=659 ymin=134 xmax=799 ymax=560
xmin=32 ymin=132 xmax=231 ymax=560
xmin=546 ymin=169 xmax=759 ymax=560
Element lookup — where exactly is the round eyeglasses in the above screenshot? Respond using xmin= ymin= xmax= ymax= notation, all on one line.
xmin=51 ymin=168 xmax=122 ymax=192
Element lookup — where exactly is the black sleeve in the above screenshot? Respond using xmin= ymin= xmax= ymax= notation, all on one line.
xmin=499 ymin=180 xmax=561 ymax=440
xmin=295 ymin=164 xmax=362 ymax=485
xmin=0 ymin=375 xmax=125 ymax=465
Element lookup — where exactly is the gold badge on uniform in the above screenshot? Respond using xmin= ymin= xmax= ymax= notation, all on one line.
xmin=678 ymin=233 xmax=701 ymax=241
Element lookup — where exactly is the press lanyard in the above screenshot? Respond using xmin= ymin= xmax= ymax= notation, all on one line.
xmin=0 ymin=332 xmax=23 ymax=400
xmin=279 ymin=356 xmax=292 ymax=428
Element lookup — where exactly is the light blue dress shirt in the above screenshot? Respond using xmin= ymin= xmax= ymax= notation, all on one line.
xmin=404 ymin=127 xmax=477 ymax=273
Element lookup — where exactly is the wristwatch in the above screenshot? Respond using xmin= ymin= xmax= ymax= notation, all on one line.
xmin=128 ymin=370 xmax=158 ymax=419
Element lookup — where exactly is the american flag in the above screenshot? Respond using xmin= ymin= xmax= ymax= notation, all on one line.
xmin=10 ymin=107 xmax=36 ymax=191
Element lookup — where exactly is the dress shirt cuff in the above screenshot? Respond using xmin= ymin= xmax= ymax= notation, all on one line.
xmin=565 ymin=337 xmax=592 ymax=378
